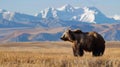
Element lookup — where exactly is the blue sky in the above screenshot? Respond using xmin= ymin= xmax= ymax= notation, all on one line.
xmin=0 ymin=0 xmax=120 ymax=16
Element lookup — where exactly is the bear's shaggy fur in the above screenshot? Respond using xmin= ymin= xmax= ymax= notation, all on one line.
xmin=60 ymin=29 xmax=105 ymax=56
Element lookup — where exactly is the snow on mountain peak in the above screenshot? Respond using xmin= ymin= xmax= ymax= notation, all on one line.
xmin=3 ymin=11 xmax=15 ymax=21
xmin=0 ymin=9 xmax=16 ymax=21
xmin=57 ymin=4 xmax=75 ymax=12
xmin=0 ymin=9 xmax=7 ymax=13
xmin=40 ymin=7 xmax=57 ymax=18
xmin=80 ymin=7 xmax=96 ymax=23
xmin=113 ymin=15 xmax=120 ymax=20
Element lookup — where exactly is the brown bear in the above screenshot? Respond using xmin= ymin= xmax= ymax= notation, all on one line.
xmin=60 ymin=29 xmax=105 ymax=56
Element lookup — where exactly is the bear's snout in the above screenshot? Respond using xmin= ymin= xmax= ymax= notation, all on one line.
xmin=60 ymin=37 xmax=63 ymax=40
xmin=60 ymin=36 xmax=68 ymax=41
xmin=60 ymin=37 xmax=66 ymax=40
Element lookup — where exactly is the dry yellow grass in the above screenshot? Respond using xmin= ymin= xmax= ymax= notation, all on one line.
xmin=0 ymin=41 xmax=119 ymax=67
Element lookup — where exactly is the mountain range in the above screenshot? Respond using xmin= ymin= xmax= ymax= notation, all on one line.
xmin=0 ymin=4 xmax=120 ymax=42
xmin=36 ymin=4 xmax=118 ymax=24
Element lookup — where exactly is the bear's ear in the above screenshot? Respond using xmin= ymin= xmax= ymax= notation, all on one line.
xmin=68 ymin=30 xmax=75 ymax=41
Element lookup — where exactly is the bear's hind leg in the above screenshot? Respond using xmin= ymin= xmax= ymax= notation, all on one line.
xmin=92 ymin=50 xmax=101 ymax=56
xmin=100 ymin=44 xmax=105 ymax=56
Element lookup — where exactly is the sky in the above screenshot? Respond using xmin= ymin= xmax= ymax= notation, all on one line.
xmin=0 ymin=0 xmax=120 ymax=17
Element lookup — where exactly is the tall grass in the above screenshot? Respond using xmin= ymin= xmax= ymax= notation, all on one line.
xmin=0 ymin=42 xmax=119 ymax=67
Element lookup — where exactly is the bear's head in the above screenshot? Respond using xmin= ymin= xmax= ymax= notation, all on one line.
xmin=60 ymin=30 xmax=74 ymax=42
xmin=60 ymin=29 xmax=83 ymax=42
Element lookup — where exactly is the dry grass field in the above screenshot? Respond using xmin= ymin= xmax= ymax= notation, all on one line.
xmin=0 ymin=41 xmax=120 ymax=67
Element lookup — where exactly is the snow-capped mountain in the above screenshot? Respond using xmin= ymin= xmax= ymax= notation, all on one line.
xmin=36 ymin=4 xmax=117 ymax=24
xmin=1 ymin=4 xmax=120 ymax=41
xmin=0 ymin=9 xmax=44 ymax=28
xmin=0 ymin=4 xmax=119 ymax=28
xmin=0 ymin=9 xmax=40 ymax=23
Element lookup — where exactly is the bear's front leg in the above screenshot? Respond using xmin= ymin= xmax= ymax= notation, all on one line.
xmin=79 ymin=46 xmax=84 ymax=56
xmin=72 ymin=47 xmax=78 ymax=57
